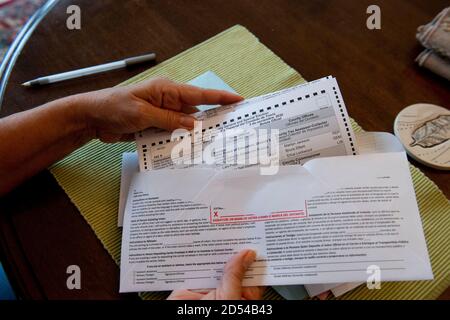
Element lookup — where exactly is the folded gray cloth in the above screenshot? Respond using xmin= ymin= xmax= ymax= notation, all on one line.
xmin=416 ymin=49 xmax=450 ymax=80
xmin=416 ymin=7 xmax=450 ymax=80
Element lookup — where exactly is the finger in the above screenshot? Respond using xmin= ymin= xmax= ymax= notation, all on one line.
xmin=181 ymin=105 xmax=200 ymax=114
xmin=131 ymin=78 xmax=184 ymax=112
xmin=142 ymin=104 xmax=196 ymax=131
xmin=167 ymin=289 xmax=205 ymax=300
xmin=215 ymin=249 xmax=256 ymax=300
xmin=132 ymin=78 xmax=243 ymax=111
xmin=242 ymin=286 xmax=266 ymax=300
xmin=177 ymin=84 xmax=244 ymax=107
xmin=317 ymin=291 xmax=331 ymax=300
xmin=190 ymin=288 xmax=214 ymax=294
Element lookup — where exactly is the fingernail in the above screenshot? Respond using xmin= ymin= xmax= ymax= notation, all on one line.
xmin=244 ymin=250 xmax=257 ymax=268
xmin=179 ymin=115 xmax=195 ymax=128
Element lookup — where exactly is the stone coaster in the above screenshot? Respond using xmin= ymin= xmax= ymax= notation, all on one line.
xmin=394 ymin=103 xmax=450 ymax=170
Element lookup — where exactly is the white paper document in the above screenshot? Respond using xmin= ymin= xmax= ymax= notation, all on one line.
xmin=118 ymin=152 xmax=139 ymax=227
xmin=355 ymin=131 xmax=404 ymax=154
xmin=119 ymin=152 xmax=432 ymax=292
xmin=303 ymin=131 xmax=405 ymax=297
xmin=117 ymin=132 xmax=403 ymax=229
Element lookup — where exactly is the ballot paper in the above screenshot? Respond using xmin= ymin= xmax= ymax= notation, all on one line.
xmin=135 ymin=76 xmax=357 ymax=172
xmin=119 ymin=152 xmax=432 ymax=292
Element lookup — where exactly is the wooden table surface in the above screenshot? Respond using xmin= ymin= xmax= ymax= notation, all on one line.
xmin=0 ymin=0 xmax=448 ymax=299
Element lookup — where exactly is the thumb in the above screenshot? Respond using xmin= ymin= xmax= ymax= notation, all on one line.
xmin=144 ymin=104 xmax=196 ymax=131
xmin=214 ymin=250 xmax=256 ymax=300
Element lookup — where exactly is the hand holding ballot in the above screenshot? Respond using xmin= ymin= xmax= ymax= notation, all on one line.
xmin=79 ymin=77 xmax=243 ymax=143
xmin=0 ymin=77 xmax=242 ymax=195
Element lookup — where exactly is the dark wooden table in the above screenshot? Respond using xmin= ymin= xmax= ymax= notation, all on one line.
xmin=0 ymin=0 xmax=448 ymax=300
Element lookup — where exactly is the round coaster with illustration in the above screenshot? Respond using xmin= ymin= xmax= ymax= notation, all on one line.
xmin=394 ymin=103 xmax=450 ymax=170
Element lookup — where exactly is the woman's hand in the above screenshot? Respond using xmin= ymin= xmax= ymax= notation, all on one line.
xmin=167 ymin=250 xmax=265 ymax=300
xmin=77 ymin=77 xmax=243 ymax=143
xmin=0 ymin=77 xmax=242 ymax=195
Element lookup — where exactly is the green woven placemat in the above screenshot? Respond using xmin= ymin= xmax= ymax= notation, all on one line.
xmin=50 ymin=25 xmax=450 ymax=300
